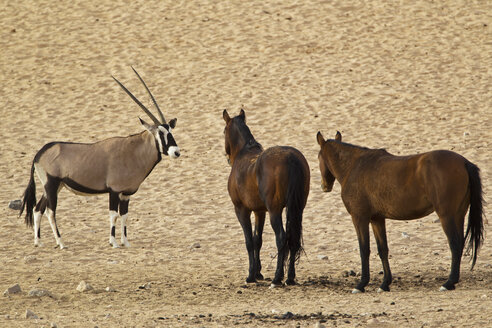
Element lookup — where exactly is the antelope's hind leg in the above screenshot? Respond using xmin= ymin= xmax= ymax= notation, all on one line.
xmin=119 ymin=194 xmax=131 ymax=247
xmin=33 ymin=196 xmax=48 ymax=247
xmin=45 ymin=178 xmax=65 ymax=249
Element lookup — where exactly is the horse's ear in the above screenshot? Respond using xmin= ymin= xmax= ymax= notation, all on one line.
xmin=223 ymin=109 xmax=231 ymax=123
xmin=239 ymin=108 xmax=246 ymax=121
xmin=335 ymin=131 xmax=342 ymax=141
xmin=317 ymin=131 xmax=325 ymax=146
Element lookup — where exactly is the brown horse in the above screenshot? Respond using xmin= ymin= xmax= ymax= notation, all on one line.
xmin=223 ymin=109 xmax=310 ymax=287
xmin=317 ymin=131 xmax=484 ymax=292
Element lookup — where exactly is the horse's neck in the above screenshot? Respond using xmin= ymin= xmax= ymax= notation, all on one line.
xmin=329 ymin=142 xmax=365 ymax=182
xmin=230 ymin=137 xmax=262 ymax=165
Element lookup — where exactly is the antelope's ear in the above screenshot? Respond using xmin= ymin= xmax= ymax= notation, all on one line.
xmin=239 ymin=108 xmax=246 ymax=121
xmin=223 ymin=109 xmax=231 ymax=123
xmin=335 ymin=131 xmax=342 ymax=141
xmin=169 ymin=118 xmax=177 ymax=129
xmin=316 ymin=131 xmax=325 ymax=146
xmin=139 ymin=117 xmax=153 ymax=132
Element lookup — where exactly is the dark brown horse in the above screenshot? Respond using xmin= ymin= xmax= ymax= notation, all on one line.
xmin=223 ymin=109 xmax=310 ymax=287
xmin=317 ymin=131 xmax=484 ymax=292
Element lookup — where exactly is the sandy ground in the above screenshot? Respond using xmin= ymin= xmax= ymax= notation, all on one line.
xmin=0 ymin=0 xmax=491 ymax=327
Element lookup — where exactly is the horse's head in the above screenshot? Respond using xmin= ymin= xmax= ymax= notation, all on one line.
xmin=223 ymin=109 xmax=258 ymax=165
xmin=316 ymin=131 xmax=341 ymax=192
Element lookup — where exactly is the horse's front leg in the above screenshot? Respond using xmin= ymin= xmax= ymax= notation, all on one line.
xmin=269 ymin=211 xmax=287 ymax=287
xmin=253 ymin=211 xmax=266 ymax=280
xmin=235 ymin=206 xmax=255 ymax=283
xmin=352 ymin=215 xmax=370 ymax=293
xmin=371 ymin=218 xmax=392 ymax=292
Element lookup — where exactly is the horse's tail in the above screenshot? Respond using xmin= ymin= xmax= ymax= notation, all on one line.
xmin=20 ymin=162 xmax=36 ymax=227
xmin=464 ymin=160 xmax=485 ymax=270
xmin=285 ymin=155 xmax=309 ymax=263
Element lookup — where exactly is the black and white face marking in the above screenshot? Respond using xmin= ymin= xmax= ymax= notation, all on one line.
xmin=156 ymin=124 xmax=180 ymax=158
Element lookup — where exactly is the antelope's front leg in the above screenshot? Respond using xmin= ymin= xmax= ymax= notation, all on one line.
xmin=119 ymin=196 xmax=131 ymax=247
xmin=109 ymin=192 xmax=120 ymax=248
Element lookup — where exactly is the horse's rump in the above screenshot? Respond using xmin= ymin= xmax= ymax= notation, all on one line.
xmin=256 ymin=146 xmax=309 ymax=209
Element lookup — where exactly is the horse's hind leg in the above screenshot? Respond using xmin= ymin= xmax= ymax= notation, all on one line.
xmin=253 ymin=211 xmax=266 ymax=280
xmin=33 ymin=195 xmax=47 ymax=247
xmin=371 ymin=218 xmax=392 ymax=292
xmin=235 ymin=206 xmax=255 ymax=283
xmin=352 ymin=215 xmax=371 ymax=293
xmin=439 ymin=214 xmax=465 ymax=291
xmin=45 ymin=178 xmax=64 ymax=249
xmin=270 ymin=211 xmax=287 ymax=287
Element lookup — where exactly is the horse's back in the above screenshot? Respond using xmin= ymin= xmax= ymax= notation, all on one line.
xmin=345 ymin=149 xmax=470 ymax=220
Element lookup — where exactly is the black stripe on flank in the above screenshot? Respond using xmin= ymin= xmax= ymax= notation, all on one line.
xmin=61 ymin=177 xmax=109 ymax=195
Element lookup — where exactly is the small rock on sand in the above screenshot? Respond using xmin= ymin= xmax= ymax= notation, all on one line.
xmin=25 ymin=309 xmax=38 ymax=319
xmin=3 ymin=284 xmax=21 ymax=296
xmin=76 ymin=281 xmax=93 ymax=292
xmin=190 ymin=242 xmax=201 ymax=249
xmin=28 ymin=289 xmax=52 ymax=297
xmin=8 ymin=200 xmax=22 ymax=210
xmin=138 ymin=282 xmax=151 ymax=290
xmin=24 ymin=255 xmax=37 ymax=264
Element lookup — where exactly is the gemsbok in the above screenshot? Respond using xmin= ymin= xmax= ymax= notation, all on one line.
xmin=20 ymin=67 xmax=180 ymax=249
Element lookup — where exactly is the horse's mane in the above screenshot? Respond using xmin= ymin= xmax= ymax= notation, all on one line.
xmin=233 ymin=118 xmax=263 ymax=152
xmin=329 ymin=139 xmax=388 ymax=154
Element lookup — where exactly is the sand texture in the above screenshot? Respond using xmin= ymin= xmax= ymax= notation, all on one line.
xmin=0 ymin=0 xmax=491 ymax=327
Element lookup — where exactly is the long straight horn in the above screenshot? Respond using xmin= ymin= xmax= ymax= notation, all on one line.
xmin=131 ymin=66 xmax=167 ymax=124
xmin=112 ymin=75 xmax=161 ymax=125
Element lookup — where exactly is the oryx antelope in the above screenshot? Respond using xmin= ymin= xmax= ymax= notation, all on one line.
xmin=19 ymin=67 xmax=180 ymax=249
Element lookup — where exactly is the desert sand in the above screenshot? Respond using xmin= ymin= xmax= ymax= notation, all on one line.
xmin=0 ymin=0 xmax=491 ymax=327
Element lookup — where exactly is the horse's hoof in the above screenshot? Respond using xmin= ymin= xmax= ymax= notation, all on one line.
xmin=352 ymin=288 xmax=363 ymax=294
xmin=269 ymin=283 xmax=283 ymax=289
xmin=439 ymin=286 xmax=449 ymax=292
xmin=246 ymin=277 xmax=256 ymax=283
xmin=377 ymin=288 xmax=386 ymax=293
xmin=285 ymin=279 xmax=296 ymax=286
